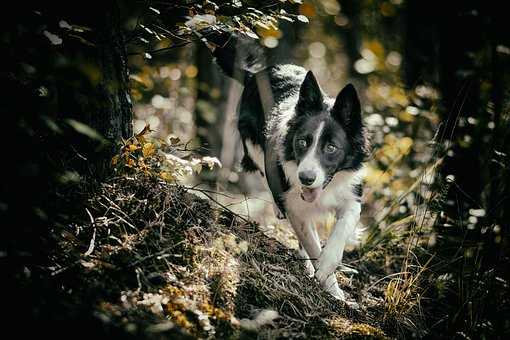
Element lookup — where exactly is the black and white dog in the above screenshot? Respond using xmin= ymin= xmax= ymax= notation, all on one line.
xmin=208 ymin=32 xmax=369 ymax=303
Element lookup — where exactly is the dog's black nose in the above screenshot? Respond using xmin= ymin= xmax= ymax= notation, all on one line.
xmin=298 ymin=171 xmax=316 ymax=186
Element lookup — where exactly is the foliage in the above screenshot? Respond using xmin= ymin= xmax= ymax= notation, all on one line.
xmin=111 ymin=124 xmax=221 ymax=182
xmin=127 ymin=0 xmax=309 ymax=59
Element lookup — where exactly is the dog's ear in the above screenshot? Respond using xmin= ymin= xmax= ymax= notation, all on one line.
xmin=331 ymin=84 xmax=362 ymax=131
xmin=297 ymin=71 xmax=324 ymax=113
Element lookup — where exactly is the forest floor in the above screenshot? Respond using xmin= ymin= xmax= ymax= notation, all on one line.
xmin=40 ymin=173 xmax=419 ymax=339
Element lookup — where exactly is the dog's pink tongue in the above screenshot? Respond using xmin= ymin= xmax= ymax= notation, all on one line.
xmin=301 ymin=187 xmax=322 ymax=202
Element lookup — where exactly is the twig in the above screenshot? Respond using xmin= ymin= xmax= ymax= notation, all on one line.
xmin=50 ymin=260 xmax=80 ymax=276
xmin=365 ymin=271 xmax=411 ymax=292
xmin=84 ymin=208 xmax=97 ymax=257
xmin=128 ymin=241 xmax=185 ymax=267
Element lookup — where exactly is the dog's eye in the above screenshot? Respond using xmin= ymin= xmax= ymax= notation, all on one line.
xmin=297 ymin=139 xmax=307 ymax=149
xmin=325 ymin=144 xmax=337 ymax=154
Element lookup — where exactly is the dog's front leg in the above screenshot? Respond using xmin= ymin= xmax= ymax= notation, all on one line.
xmin=287 ymin=213 xmax=322 ymax=264
xmin=315 ymin=201 xmax=361 ymax=286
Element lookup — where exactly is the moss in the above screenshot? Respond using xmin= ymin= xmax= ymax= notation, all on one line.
xmin=329 ymin=316 xmax=389 ymax=339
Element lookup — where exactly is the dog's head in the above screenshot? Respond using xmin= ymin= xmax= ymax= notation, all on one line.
xmin=284 ymin=71 xmax=368 ymax=203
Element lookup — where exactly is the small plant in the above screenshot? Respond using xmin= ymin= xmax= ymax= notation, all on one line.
xmin=383 ymin=269 xmax=427 ymax=336
xmin=111 ymin=124 xmax=221 ymax=182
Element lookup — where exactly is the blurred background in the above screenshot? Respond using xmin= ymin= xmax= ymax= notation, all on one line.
xmin=128 ymin=0 xmax=438 ymax=240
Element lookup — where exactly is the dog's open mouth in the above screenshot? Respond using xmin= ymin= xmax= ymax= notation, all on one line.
xmin=301 ymin=186 xmax=323 ymax=203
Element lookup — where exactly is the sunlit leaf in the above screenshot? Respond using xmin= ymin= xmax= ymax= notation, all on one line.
xmin=69 ymin=34 xmax=95 ymax=47
xmin=297 ymin=15 xmax=309 ymax=23
xmin=43 ymin=30 xmax=62 ymax=45
xmin=142 ymin=142 xmax=155 ymax=157
xmin=202 ymin=156 xmax=222 ymax=169
xmin=278 ymin=15 xmax=294 ymax=22
xmin=59 ymin=20 xmax=72 ymax=29
xmin=255 ymin=21 xmax=270 ymax=30
xmin=136 ymin=124 xmax=152 ymax=138
xmin=42 ymin=116 xmax=63 ymax=134
xmin=185 ymin=14 xmax=217 ymax=29
xmin=243 ymin=30 xmax=259 ymax=39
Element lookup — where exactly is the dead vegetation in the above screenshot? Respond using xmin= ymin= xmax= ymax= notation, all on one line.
xmin=39 ymin=171 xmax=430 ymax=339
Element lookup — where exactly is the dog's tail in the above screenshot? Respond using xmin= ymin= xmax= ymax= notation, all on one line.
xmin=198 ymin=28 xmax=267 ymax=82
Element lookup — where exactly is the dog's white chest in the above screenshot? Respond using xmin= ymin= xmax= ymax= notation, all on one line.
xmin=281 ymin=161 xmax=363 ymax=222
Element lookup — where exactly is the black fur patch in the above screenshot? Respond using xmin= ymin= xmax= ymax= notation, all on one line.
xmin=213 ymin=36 xmax=369 ymax=214
xmin=352 ymin=183 xmax=363 ymax=202
xmin=283 ymin=81 xmax=369 ymax=180
xmin=241 ymin=154 xmax=260 ymax=173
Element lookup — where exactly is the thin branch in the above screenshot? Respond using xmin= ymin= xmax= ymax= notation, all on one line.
xmin=84 ymin=208 xmax=97 ymax=257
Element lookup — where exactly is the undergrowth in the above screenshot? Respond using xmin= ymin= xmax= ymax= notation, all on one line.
xmin=46 ymin=172 xmax=395 ymax=339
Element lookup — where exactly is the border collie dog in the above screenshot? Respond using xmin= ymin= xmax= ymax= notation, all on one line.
xmin=209 ymin=33 xmax=369 ymax=303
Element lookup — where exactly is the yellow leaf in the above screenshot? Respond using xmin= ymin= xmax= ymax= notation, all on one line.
xmin=299 ymin=3 xmax=316 ymax=17
xmin=397 ymin=137 xmax=413 ymax=154
xmin=136 ymin=123 xmax=152 ymax=144
xmin=160 ymin=171 xmax=175 ymax=181
xmin=365 ymin=167 xmax=391 ymax=187
xmin=128 ymin=144 xmax=138 ymax=152
xmin=111 ymin=155 xmax=119 ymax=166
xmin=398 ymin=110 xmax=415 ymax=123
xmin=142 ymin=142 xmax=155 ymax=157
xmin=126 ymin=158 xmax=136 ymax=167
xmin=365 ymin=40 xmax=385 ymax=60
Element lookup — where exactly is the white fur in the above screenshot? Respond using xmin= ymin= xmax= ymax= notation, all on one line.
xmin=296 ymin=122 xmax=326 ymax=188
xmin=283 ymin=163 xmax=364 ymax=301
xmin=245 ymin=139 xmax=264 ymax=171
xmin=246 ymin=65 xmax=364 ymax=302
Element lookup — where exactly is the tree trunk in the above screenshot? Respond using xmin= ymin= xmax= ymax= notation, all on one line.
xmin=56 ymin=1 xmax=133 ymax=176
xmin=2 ymin=2 xmax=133 ymax=328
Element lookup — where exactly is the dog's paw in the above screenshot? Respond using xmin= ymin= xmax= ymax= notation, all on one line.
xmin=315 ymin=260 xmax=336 ymax=284
xmin=321 ymin=274 xmax=346 ymax=301
xmin=314 ymin=268 xmax=329 ymax=285
xmin=303 ymin=260 xmax=315 ymax=278
xmin=328 ymin=285 xmax=346 ymax=302
xmin=325 ymin=284 xmax=360 ymax=309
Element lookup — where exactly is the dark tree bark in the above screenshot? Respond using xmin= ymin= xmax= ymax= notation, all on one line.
xmin=2 ymin=1 xmax=133 ymax=326
xmin=55 ymin=1 xmax=133 ymax=176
